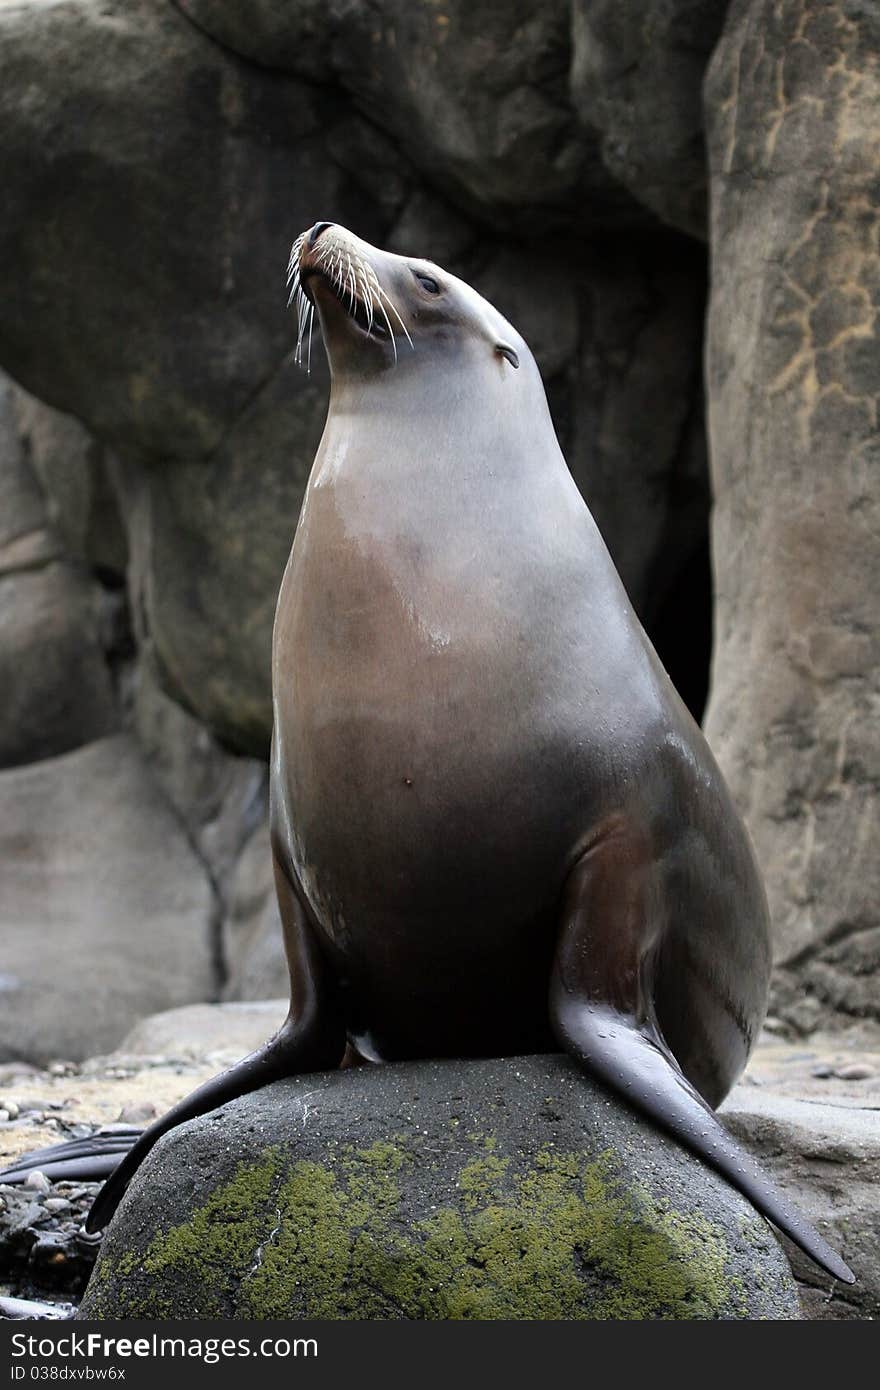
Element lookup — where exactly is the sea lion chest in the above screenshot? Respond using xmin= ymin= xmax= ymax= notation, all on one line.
xmin=271 ymin=421 xmax=662 ymax=982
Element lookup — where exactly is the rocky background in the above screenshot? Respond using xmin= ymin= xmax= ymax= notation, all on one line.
xmin=0 ymin=2 xmax=876 ymax=1067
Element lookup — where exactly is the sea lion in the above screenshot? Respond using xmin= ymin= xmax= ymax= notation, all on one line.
xmin=47 ymin=224 xmax=853 ymax=1281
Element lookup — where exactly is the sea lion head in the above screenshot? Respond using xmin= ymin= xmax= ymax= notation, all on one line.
xmin=287 ymin=222 xmax=527 ymax=385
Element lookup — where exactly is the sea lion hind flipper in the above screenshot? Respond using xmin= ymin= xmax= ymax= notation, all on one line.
xmin=548 ymin=844 xmax=855 ymax=1286
xmin=85 ymin=858 xmax=347 ymax=1233
xmin=84 ymin=1021 xmax=326 ymax=1231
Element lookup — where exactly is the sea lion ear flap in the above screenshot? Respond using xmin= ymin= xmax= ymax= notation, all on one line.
xmin=496 ymin=343 xmax=519 ymax=369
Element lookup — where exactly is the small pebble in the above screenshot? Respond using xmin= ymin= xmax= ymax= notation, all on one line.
xmin=117 ymin=1102 xmax=157 ymax=1124
xmin=810 ymin=1063 xmax=834 ymax=1078
xmin=75 ymin=1229 xmax=103 ymax=1251
xmin=0 ymin=1064 xmax=39 ymax=1084
xmin=762 ymin=1016 xmax=787 ymax=1035
xmin=44 ymin=1198 xmax=70 ymax=1214
xmin=4 ymin=1101 xmax=19 ymax=1120
xmin=835 ymin=1064 xmax=874 ymax=1081
xmin=0 ymin=1110 xmax=9 ymax=1123
xmin=25 ymin=1170 xmax=51 ymax=1193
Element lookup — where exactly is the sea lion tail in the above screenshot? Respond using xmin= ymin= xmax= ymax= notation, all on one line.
xmin=551 ymin=996 xmax=855 ymax=1285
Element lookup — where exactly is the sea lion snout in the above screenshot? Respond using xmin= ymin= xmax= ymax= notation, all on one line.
xmin=288 ymin=223 xmax=528 ymax=383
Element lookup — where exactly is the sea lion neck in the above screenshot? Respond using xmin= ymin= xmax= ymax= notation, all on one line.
xmin=315 ymin=359 xmax=562 ymax=498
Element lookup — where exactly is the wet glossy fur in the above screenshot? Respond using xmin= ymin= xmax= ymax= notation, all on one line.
xmin=82 ymin=227 xmax=853 ymax=1286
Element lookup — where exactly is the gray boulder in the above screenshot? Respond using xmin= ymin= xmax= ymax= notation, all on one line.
xmin=220 ymin=816 xmax=289 ymax=1002
xmin=0 ymin=0 xmax=391 ymax=457
xmin=722 ymin=1083 xmax=878 ymax=1320
xmin=703 ymin=0 xmax=880 ymax=1029
xmin=118 ymin=1000 xmax=287 ymax=1063
xmin=0 ymin=564 xmax=117 ymax=771
xmin=129 ymin=658 xmax=268 ymax=896
xmin=11 ymin=384 xmax=127 ymax=579
xmin=0 ymin=378 xmax=118 ymax=769
xmin=127 ymin=369 xmax=330 ymax=755
xmin=176 ymin=0 xmax=646 ymax=235
xmin=79 ymin=1055 xmax=799 ymax=1320
xmin=0 ymin=736 xmax=217 ymax=1063
xmin=570 ymin=1 xmax=730 ymax=238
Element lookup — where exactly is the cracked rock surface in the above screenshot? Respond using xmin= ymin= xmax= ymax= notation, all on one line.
xmin=703 ymin=0 xmax=880 ymax=1030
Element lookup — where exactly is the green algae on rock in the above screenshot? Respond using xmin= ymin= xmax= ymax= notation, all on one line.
xmin=78 ymin=1056 xmax=800 ymax=1320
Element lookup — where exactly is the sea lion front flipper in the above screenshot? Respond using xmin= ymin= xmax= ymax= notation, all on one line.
xmin=84 ymin=855 xmax=346 ymax=1233
xmin=548 ymin=836 xmax=855 ymax=1285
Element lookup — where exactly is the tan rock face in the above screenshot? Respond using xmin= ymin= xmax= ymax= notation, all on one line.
xmin=704 ymin=0 xmax=880 ymax=1029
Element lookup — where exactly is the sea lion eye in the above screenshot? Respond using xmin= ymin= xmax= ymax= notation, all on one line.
xmin=413 ymin=271 xmax=440 ymax=294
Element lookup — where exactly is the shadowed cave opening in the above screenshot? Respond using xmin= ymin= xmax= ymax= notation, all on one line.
xmin=646 ymin=535 xmax=713 ymax=727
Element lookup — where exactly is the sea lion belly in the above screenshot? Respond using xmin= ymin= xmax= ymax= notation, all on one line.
xmin=270 ymin=466 xmax=635 ymax=1050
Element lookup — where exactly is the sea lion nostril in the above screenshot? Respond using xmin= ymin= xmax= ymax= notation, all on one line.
xmin=308 ymin=221 xmax=334 ymax=248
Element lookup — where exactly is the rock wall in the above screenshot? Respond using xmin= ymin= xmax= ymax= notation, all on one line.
xmin=704 ymin=0 xmax=880 ymax=1030
xmin=0 ymin=0 xmax=875 ymax=1055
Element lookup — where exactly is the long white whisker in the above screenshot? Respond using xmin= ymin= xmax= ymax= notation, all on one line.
xmin=297 ymin=291 xmax=308 ymax=365
xmin=376 ymin=283 xmax=414 ymax=350
xmin=375 ymin=296 xmax=398 ymax=363
xmin=357 ymin=267 xmax=374 ymax=336
xmin=286 ymin=233 xmax=305 ymax=306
